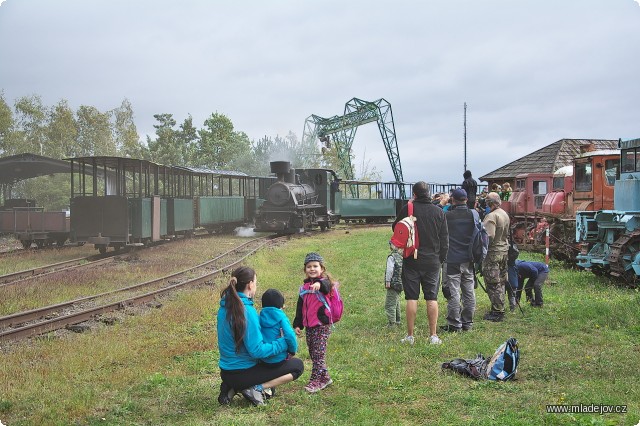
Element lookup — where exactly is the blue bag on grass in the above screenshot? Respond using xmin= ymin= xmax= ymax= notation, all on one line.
xmin=486 ymin=337 xmax=519 ymax=381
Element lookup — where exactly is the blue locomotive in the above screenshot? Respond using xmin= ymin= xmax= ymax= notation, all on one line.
xmin=576 ymin=137 xmax=640 ymax=284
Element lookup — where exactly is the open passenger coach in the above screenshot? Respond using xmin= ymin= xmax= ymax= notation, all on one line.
xmin=69 ymin=156 xmax=273 ymax=253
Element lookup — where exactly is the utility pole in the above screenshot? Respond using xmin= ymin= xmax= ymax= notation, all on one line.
xmin=463 ymin=102 xmax=467 ymax=173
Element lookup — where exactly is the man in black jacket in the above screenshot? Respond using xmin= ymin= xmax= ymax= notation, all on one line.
xmin=392 ymin=181 xmax=449 ymax=345
xmin=462 ymin=170 xmax=478 ymax=210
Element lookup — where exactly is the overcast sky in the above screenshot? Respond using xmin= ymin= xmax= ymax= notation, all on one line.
xmin=1 ymin=0 xmax=639 ymax=184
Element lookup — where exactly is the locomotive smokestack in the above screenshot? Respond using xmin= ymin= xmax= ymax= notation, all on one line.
xmin=270 ymin=161 xmax=292 ymax=182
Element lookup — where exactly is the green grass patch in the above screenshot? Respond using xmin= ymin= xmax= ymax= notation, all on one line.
xmin=1 ymin=228 xmax=639 ymax=425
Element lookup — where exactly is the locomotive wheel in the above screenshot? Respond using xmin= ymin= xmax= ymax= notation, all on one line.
xmin=56 ymin=239 xmax=65 ymax=247
xmin=21 ymin=240 xmax=32 ymax=249
xmin=320 ymin=222 xmax=327 ymax=231
xmin=98 ymin=246 xmax=107 ymax=254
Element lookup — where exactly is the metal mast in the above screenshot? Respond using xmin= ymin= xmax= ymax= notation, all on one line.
xmin=463 ymin=102 xmax=467 ymax=173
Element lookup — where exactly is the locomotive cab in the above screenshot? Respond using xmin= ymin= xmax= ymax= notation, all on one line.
xmin=573 ymin=150 xmax=619 ymax=212
xmin=510 ymin=173 xmax=552 ymax=215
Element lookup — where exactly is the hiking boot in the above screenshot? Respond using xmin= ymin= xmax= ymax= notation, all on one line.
xmin=462 ymin=324 xmax=473 ymax=331
xmin=531 ymin=302 xmax=544 ymax=308
xmin=217 ymin=381 xmax=235 ymax=405
xmin=428 ymin=335 xmax=443 ymax=345
xmin=439 ymin=325 xmax=462 ymax=333
xmin=483 ymin=311 xmax=504 ymax=322
xmin=400 ymin=335 xmax=415 ymax=345
xmin=240 ymin=386 xmax=265 ymax=406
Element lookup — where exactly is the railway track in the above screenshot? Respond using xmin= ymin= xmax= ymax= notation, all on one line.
xmin=0 ymin=231 xmax=219 ymax=286
xmin=0 ymin=253 xmax=115 ymax=286
xmin=0 ymin=235 xmax=285 ymax=342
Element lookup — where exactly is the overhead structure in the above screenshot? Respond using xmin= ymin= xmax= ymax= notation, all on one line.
xmin=302 ymin=98 xmax=405 ymax=198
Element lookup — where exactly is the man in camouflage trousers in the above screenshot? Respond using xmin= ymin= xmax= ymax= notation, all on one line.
xmin=481 ymin=192 xmax=511 ymax=322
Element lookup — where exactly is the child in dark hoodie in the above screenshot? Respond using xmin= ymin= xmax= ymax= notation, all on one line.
xmin=260 ymin=289 xmax=298 ymax=366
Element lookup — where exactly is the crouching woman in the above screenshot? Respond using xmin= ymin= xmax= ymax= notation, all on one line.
xmin=217 ymin=266 xmax=304 ymax=406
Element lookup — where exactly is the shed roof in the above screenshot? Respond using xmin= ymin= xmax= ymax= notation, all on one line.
xmin=0 ymin=153 xmax=72 ymax=185
xmin=479 ymin=139 xmax=618 ymax=182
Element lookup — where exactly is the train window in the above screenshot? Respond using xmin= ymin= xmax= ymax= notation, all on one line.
xmin=533 ymin=181 xmax=547 ymax=195
xmin=516 ymin=179 xmax=525 ymax=190
xmin=575 ymin=162 xmax=592 ymax=192
xmin=552 ymin=177 xmax=565 ymax=190
xmin=604 ymin=159 xmax=619 ymax=186
xmin=621 ymin=149 xmax=635 ymax=172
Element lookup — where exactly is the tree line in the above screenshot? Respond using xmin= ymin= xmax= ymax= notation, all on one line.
xmin=0 ymin=93 xmax=322 ymax=173
xmin=0 ymin=92 xmax=381 ymax=209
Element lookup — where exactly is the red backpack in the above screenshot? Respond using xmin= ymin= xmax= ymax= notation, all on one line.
xmin=391 ymin=201 xmax=419 ymax=259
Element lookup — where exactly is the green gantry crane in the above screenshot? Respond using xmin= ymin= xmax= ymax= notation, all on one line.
xmin=302 ymin=97 xmax=405 ymax=198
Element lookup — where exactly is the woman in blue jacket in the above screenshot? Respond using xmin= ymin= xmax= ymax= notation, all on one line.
xmin=217 ymin=266 xmax=304 ymax=406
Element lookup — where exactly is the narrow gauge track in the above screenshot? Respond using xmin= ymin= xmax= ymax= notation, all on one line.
xmin=0 ymin=241 xmax=81 ymax=259
xmin=0 ymin=230 xmax=220 ymax=286
xmin=0 ymin=235 xmax=284 ymax=342
xmin=0 ymin=254 xmax=115 ymax=287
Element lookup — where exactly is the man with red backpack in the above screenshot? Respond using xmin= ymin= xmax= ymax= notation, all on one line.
xmin=392 ymin=181 xmax=449 ymax=345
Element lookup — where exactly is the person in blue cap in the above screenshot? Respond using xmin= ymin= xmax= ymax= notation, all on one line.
xmin=441 ymin=188 xmax=477 ymax=332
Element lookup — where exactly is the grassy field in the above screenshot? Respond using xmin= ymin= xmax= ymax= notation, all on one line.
xmin=0 ymin=227 xmax=638 ymax=425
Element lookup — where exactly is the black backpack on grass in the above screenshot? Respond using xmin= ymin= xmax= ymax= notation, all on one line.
xmin=442 ymin=337 xmax=520 ymax=381
xmin=441 ymin=354 xmax=487 ymax=380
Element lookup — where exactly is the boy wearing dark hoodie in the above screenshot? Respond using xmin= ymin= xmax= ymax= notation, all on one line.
xmin=260 ymin=289 xmax=298 ymax=366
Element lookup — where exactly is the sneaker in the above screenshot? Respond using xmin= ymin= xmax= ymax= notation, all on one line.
xmin=304 ymin=380 xmax=322 ymax=393
xmin=400 ymin=335 xmax=415 ymax=345
xmin=439 ymin=325 xmax=462 ymax=333
xmin=263 ymin=387 xmax=276 ymax=399
xmin=483 ymin=311 xmax=504 ymax=322
xmin=240 ymin=386 xmax=265 ymax=406
xmin=428 ymin=335 xmax=442 ymax=345
xmin=217 ymin=381 xmax=235 ymax=405
xmin=318 ymin=378 xmax=333 ymax=391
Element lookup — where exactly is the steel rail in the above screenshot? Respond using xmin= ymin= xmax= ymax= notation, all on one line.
xmin=0 ymin=256 xmax=115 ymax=287
xmin=0 ymin=236 xmax=280 ymax=342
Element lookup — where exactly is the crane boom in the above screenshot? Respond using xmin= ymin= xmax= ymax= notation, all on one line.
xmin=302 ymin=98 xmax=405 ymax=198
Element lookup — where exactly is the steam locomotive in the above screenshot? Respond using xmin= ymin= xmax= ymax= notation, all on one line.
xmin=253 ymin=161 xmax=341 ymax=233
